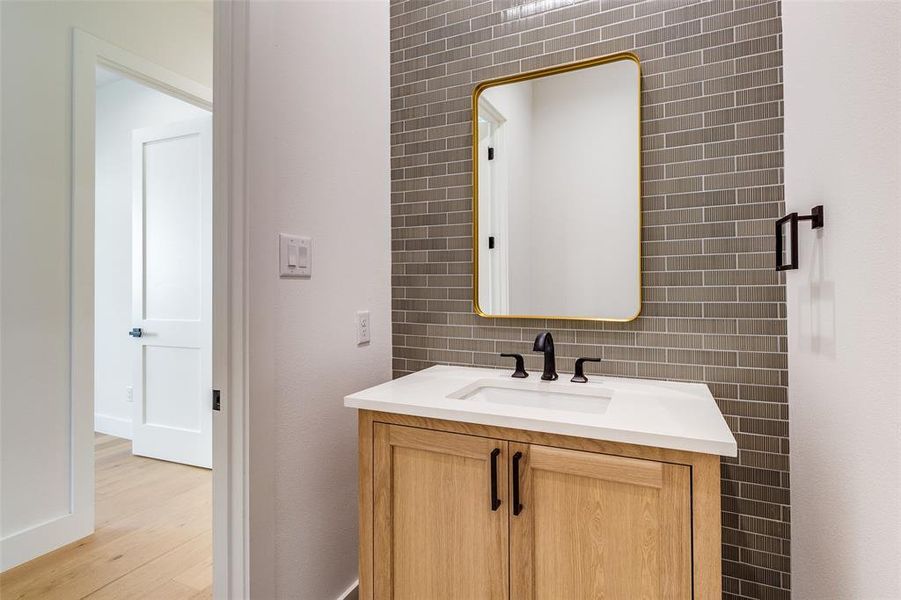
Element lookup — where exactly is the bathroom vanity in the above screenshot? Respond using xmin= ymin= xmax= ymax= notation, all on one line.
xmin=346 ymin=365 xmax=737 ymax=599
xmin=349 ymin=50 xmax=736 ymax=599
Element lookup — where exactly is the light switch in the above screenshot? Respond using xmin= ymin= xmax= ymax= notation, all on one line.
xmin=279 ymin=233 xmax=312 ymax=277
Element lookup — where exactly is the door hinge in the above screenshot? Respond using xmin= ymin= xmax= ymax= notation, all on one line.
xmin=212 ymin=389 xmax=221 ymax=411
xmin=488 ymin=236 xmax=495 ymax=249
xmin=487 ymin=146 xmax=494 ymax=160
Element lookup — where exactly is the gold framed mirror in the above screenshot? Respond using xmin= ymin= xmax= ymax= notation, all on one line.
xmin=472 ymin=52 xmax=642 ymax=322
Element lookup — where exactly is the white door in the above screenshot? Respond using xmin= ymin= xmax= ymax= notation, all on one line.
xmin=131 ymin=116 xmax=212 ymax=468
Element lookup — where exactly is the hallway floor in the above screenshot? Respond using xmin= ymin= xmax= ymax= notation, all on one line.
xmin=0 ymin=434 xmax=212 ymax=600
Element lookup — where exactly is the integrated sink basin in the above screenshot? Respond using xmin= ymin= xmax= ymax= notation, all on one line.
xmin=345 ymin=364 xmax=737 ymax=456
xmin=447 ymin=378 xmax=613 ymax=415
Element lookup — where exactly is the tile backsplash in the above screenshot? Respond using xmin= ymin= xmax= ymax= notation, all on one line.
xmin=390 ymin=0 xmax=788 ymax=597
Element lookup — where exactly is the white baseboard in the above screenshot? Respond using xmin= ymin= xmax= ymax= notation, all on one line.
xmin=94 ymin=413 xmax=132 ymax=440
xmin=337 ymin=580 xmax=359 ymax=600
xmin=1 ymin=511 xmax=93 ymax=572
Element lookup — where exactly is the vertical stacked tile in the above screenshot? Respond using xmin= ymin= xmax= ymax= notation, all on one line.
xmin=390 ymin=1 xmax=788 ymax=597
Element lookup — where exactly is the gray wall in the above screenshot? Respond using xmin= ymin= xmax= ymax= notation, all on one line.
xmin=389 ymin=0 xmax=788 ymax=598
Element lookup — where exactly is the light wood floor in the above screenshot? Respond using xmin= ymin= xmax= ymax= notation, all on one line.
xmin=0 ymin=434 xmax=212 ymax=600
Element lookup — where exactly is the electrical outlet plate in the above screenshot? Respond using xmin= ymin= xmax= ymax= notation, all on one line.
xmin=356 ymin=310 xmax=371 ymax=345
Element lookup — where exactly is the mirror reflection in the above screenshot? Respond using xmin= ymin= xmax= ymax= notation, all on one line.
xmin=474 ymin=54 xmax=641 ymax=321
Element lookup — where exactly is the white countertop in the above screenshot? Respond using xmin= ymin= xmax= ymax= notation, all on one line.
xmin=345 ymin=365 xmax=737 ymax=456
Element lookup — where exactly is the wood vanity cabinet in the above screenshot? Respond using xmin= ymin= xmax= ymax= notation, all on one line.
xmin=358 ymin=410 xmax=722 ymax=600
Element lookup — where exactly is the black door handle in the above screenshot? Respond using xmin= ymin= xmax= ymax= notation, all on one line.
xmin=128 ymin=328 xmax=143 ymax=338
xmin=490 ymin=448 xmax=501 ymax=511
xmin=512 ymin=451 xmax=523 ymax=516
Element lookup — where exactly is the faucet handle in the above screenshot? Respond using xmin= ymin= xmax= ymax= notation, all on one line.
xmin=571 ymin=357 xmax=601 ymax=383
xmin=500 ymin=353 xmax=529 ymax=379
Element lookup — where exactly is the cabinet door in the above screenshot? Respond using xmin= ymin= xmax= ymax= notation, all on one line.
xmin=373 ymin=424 xmax=509 ymax=600
xmin=510 ymin=443 xmax=692 ymax=599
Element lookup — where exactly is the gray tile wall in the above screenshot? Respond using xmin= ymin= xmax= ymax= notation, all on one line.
xmin=389 ymin=1 xmax=788 ymax=597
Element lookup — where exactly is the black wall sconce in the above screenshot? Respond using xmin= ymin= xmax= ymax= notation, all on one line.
xmin=775 ymin=205 xmax=824 ymax=271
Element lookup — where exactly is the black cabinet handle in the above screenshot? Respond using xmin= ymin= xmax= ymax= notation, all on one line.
xmin=128 ymin=327 xmax=143 ymax=338
xmin=512 ymin=451 xmax=523 ymax=516
xmin=490 ymin=448 xmax=501 ymax=511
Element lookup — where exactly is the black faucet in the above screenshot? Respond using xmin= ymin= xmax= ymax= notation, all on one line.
xmin=571 ymin=357 xmax=601 ymax=383
xmin=532 ymin=332 xmax=558 ymax=381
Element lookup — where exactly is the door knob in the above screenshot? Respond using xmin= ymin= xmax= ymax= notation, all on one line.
xmin=128 ymin=328 xmax=143 ymax=338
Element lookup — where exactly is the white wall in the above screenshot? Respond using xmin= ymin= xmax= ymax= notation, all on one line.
xmin=94 ymin=73 xmax=209 ymax=439
xmin=529 ymin=60 xmax=639 ymax=318
xmin=783 ymin=2 xmax=901 ymax=597
xmin=242 ymin=1 xmax=392 ymax=598
xmin=1 ymin=0 xmax=211 ymax=566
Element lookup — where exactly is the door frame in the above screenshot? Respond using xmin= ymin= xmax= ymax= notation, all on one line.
xmin=475 ymin=97 xmax=510 ymax=315
xmin=212 ymin=2 xmax=250 ymax=596
xmin=69 ymin=27 xmax=249 ymax=598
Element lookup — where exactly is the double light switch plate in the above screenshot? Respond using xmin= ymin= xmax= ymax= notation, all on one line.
xmin=279 ymin=233 xmax=312 ymax=277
